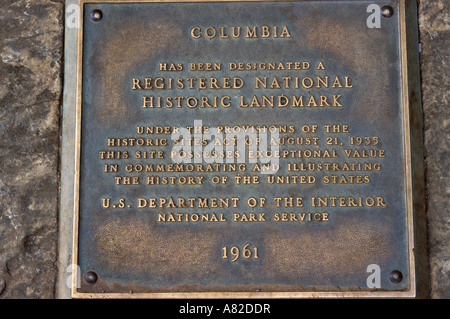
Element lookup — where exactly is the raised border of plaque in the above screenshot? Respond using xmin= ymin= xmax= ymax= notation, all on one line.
xmin=58 ymin=0 xmax=428 ymax=298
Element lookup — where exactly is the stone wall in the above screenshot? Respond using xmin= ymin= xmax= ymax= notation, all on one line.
xmin=0 ymin=0 xmax=447 ymax=298
xmin=418 ymin=0 xmax=449 ymax=299
xmin=0 ymin=0 xmax=63 ymax=298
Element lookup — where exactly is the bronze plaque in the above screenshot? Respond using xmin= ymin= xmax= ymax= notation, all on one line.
xmin=66 ymin=0 xmax=425 ymax=298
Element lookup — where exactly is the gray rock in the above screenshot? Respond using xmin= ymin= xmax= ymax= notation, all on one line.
xmin=0 ymin=0 xmax=63 ymax=299
xmin=418 ymin=0 xmax=450 ymax=299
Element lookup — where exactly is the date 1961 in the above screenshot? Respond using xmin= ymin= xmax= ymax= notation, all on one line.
xmin=222 ymin=243 xmax=259 ymax=262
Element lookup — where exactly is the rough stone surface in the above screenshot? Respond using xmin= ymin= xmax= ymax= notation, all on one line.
xmin=0 ymin=0 xmax=447 ymax=298
xmin=0 ymin=0 xmax=63 ymax=298
xmin=418 ymin=0 xmax=450 ymax=299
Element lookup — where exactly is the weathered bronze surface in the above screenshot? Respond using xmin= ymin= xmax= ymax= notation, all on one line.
xmin=70 ymin=0 xmax=425 ymax=298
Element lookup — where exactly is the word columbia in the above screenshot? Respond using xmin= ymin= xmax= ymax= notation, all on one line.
xmin=190 ymin=25 xmax=291 ymax=39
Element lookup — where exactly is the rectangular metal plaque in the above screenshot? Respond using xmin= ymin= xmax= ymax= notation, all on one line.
xmin=64 ymin=0 xmax=426 ymax=298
